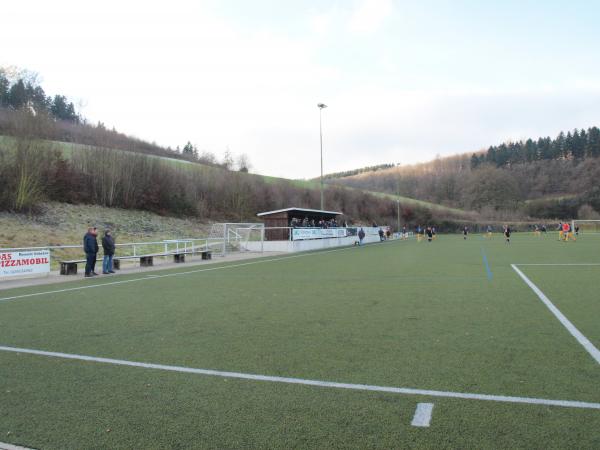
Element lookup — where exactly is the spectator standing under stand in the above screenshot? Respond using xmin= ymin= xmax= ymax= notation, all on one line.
xmin=102 ymin=230 xmax=116 ymax=274
xmin=378 ymin=228 xmax=385 ymax=241
xmin=83 ymin=227 xmax=99 ymax=278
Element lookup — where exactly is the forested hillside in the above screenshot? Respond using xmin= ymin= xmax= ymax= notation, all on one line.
xmin=326 ymin=128 xmax=600 ymax=220
xmin=0 ymin=68 xmax=487 ymax=229
xmin=471 ymin=127 xmax=600 ymax=168
xmin=0 ymin=117 xmax=470 ymax=230
xmin=2 ymin=131 xmax=477 ymax=228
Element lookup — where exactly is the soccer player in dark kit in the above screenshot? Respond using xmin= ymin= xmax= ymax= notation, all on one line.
xmin=504 ymin=225 xmax=511 ymax=244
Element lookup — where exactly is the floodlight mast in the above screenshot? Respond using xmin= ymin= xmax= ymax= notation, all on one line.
xmin=318 ymin=103 xmax=327 ymax=210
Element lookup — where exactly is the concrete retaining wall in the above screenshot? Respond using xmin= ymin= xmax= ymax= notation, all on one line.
xmin=243 ymin=234 xmax=383 ymax=253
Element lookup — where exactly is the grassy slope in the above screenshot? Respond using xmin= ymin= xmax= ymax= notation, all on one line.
xmin=1 ymin=235 xmax=599 ymax=449
xmin=351 ymin=187 xmax=474 ymax=216
xmin=0 ymin=202 xmax=212 ymax=267
xmin=0 ymin=202 xmax=211 ymax=248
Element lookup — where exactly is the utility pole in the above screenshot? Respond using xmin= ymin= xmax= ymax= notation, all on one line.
xmin=396 ymin=177 xmax=401 ymax=233
xmin=397 ymin=197 xmax=400 ymax=233
xmin=318 ymin=103 xmax=327 ymax=210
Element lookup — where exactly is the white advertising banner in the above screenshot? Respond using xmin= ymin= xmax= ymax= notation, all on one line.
xmin=0 ymin=249 xmax=51 ymax=278
xmin=362 ymin=227 xmax=387 ymax=236
xmin=348 ymin=226 xmax=390 ymax=236
xmin=292 ymin=228 xmax=347 ymax=240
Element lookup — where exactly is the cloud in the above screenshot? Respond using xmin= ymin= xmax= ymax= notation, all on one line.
xmin=310 ymin=85 xmax=600 ymax=176
xmin=347 ymin=0 xmax=394 ymax=34
xmin=309 ymin=11 xmax=333 ymax=35
xmin=2 ymin=0 xmax=600 ymax=180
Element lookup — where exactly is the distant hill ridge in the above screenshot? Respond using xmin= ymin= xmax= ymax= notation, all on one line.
xmin=324 ymin=127 xmax=600 ymax=220
xmin=323 ymin=126 xmax=600 ymax=181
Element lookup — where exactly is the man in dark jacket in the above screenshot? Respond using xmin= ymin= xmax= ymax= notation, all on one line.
xmin=358 ymin=227 xmax=366 ymax=246
xmin=101 ymin=229 xmax=116 ymax=274
xmin=83 ymin=227 xmax=99 ymax=277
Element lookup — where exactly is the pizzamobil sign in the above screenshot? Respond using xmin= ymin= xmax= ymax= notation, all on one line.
xmin=0 ymin=249 xmax=51 ymax=278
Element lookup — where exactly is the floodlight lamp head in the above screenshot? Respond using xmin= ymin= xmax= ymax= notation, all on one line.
xmin=317 ymin=103 xmax=327 ymax=109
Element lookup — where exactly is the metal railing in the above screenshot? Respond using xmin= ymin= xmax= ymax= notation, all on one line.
xmin=0 ymin=237 xmax=227 ymax=270
xmin=0 ymin=225 xmax=393 ymax=271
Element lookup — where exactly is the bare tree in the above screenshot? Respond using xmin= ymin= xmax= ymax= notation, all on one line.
xmin=222 ymin=147 xmax=234 ymax=170
xmin=236 ymin=153 xmax=251 ymax=173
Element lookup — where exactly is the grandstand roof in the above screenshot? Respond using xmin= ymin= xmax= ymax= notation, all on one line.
xmin=256 ymin=207 xmax=343 ymax=217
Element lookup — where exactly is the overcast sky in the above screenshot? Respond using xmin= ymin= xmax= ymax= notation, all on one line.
xmin=3 ymin=0 xmax=600 ymax=178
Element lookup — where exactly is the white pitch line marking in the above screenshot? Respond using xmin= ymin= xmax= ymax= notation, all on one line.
xmin=0 ymin=442 xmax=36 ymax=450
xmin=0 ymin=242 xmax=394 ymax=303
xmin=511 ymin=264 xmax=600 ymax=365
xmin=515 ymin=263 xmax=600 ymax=266
xmin=1 ymin=345 xmax=599 ymax=410
xmin=411 ymin=403 xmax=434 ymax=427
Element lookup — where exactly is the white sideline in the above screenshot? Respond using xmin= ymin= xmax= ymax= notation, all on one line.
xmin=511 ymin=264 xmax=600 ymax=365
xmin=516 ymin=263 xmax=600 ymax=266
xmin=0 ymin=442 xmax=35 ymax=450
xmin=411 ymin=403 xmax=434 ymax=427
xmin=1 ymin=345 xmax=599 ymax=410
xmin=0 ymin=242 xmax=389 ymax=303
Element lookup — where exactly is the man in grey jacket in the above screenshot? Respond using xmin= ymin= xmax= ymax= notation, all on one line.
xmin=101 ymin=229 xmax=116 ymax=274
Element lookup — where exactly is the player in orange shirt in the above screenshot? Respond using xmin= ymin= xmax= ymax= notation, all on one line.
xmin=562 ymin=222 xmax=571 ymax=241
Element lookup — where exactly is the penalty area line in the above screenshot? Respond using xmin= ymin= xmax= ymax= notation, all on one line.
xmin=511 ymin=264 xmax=600 ymax=365
xmin=1 ymin=345 xmax=599 ymax=411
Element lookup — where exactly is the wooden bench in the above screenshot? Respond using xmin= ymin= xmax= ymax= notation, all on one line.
xmin=60 ymin=260 xmax=86 ymax=275
xmin=59 ymin=250 xmax=212 ymax=275
xmin=162 ymin=250 xmax=212 ymax=264
xmin=114 ymin=250 xmax=211 ymax=266
xmin=182 ymin=249 xmax=212 ymax=260
xmin=197 ymin=250 xmax=212 ymax=260
xmin=60 ymin=258 xmax=121 ymax=275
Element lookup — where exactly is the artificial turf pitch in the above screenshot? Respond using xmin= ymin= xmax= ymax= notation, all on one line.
xmin=0 ymin=233 xmax=599 ymax=449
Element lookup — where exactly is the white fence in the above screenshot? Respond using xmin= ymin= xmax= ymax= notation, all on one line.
xmin=0 ymin=237 xmax=226 ymax=272
xmin=0 ymin=223 xmax=392 ymax=278
xmin=244 ymin=226 xmax=392 ymax=252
